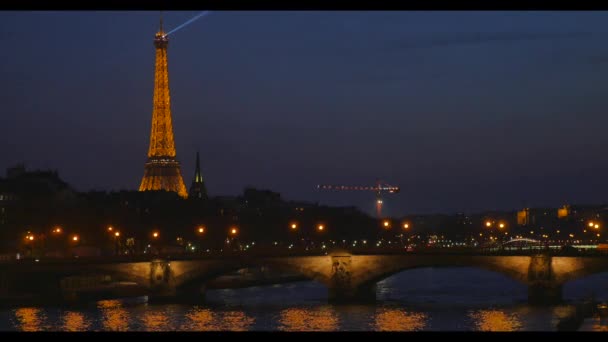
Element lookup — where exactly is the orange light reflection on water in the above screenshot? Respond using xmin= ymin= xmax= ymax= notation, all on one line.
xmin=98 ymin=299 xmax=130 ymax=331
xmin=374 ymin=308 xmax=427 ymax=331
xmin=469 ymin=309 xmax=522 ymax=331
xmin=62 ymin=311 xmax=90 ymax=331
xmin=14 ymin=307 xmax=46 ymax=331
xmin=278 ymin=307 xmax=339 ymax=331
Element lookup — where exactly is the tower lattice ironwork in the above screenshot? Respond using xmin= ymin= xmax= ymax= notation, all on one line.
xmin=139 ymin=19 xmax=188 ymax=198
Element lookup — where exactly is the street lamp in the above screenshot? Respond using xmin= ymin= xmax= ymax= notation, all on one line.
xmin=383 ymin=220 xmax=391 ymax=229
xmin=403 ymin=223 xmax=410 ymax=230
xmin=53 ymin=227 xmax=62 ymax=234
xmin=498 ymin=222 xmax=505 ymax=229
xmin=115 ymin=231 xmax=120 ymax=237
xmin=152 ymin=231 xmax=159 ymax=239
xmin=107 ymin=226 xmax=114 ymax=232
xmin=72 ymin=235 xmax=79 ymax=242
xmin=317 ymin=224 xmax=325 ymax=232
xmin=197 ymin=226 xmax=205 ymax=234
xmin=290 ymin=223 xmax=297 ymax=230
xmin=230 ymin=227 xmax=238 ymax=236
xmin=485 ymin=221 xmax=492 ymax=228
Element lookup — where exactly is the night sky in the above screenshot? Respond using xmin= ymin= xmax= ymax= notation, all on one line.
xmin=2 ymin=11 xmax=608 ymax=216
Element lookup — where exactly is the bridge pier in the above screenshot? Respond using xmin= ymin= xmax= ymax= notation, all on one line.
xmin=327 ymin=253 xmax=377 ymax=303
xmin=527 ymin=254 xmax=562 ymax=305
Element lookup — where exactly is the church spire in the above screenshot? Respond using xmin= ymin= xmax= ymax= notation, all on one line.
xmin=189 ymin=150 xmax=208 ymax=200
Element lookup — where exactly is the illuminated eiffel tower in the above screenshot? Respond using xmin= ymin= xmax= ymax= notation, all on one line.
xmin=139 ymin=17 xmax=188 ymax=198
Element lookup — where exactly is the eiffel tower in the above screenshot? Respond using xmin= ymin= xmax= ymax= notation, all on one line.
xmin=139 ymin=17 xmax=188 ymax=198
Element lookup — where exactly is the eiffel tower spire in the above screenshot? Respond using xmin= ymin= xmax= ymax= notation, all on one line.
xmin=189 ymin=151 xmax=208 ymax=200
xmin=138 ymin=18 xmax=188 ymax=198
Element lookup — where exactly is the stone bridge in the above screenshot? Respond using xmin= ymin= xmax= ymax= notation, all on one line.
xmin=2 ymin=252 xmax=608 ymax=305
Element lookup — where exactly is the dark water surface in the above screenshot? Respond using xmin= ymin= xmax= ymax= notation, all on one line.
xmin=3 ymin=267 xmax=608 ymax=331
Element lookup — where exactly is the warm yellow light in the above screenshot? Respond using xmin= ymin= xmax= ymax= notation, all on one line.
xmin=54 ymin=227 xmax=62 ymax=234
xmin=598 ymin=233 xmax=601 ymax=237
xmin=291 ymin=223 xmax=297 ymax=230
xmin=198 ymin=227 xmax=205 ymax=233
xmin=115 ymin=232 xmax=120 ymax=237
xmin=72 ymin=235 xmax=79 ymax=242
xmin=107 ymin=226 xmax=113 ymax=232
xmin=569 ymin=234 xmax=574 ymax=238
xmin=28 ymin=235 xmax=34 ymax=241
xmin=589 ymin=222 xmax=594 ymax=227
xmin=485 ymin=221 xmax=492 ymax=227
xmin=318 ymin=225 xmax=324 ymax=231
xmin=153 ymin=232 xmax=159 ymax=238
xmin=403 ymin=223 xmax=409 ymax=229
xmin=595 ymin=224 xmax=600 ymax=229
xmin=230 ymin=228 xmax=238 ymax=235
xmin=383 ymin=221 xmax=390 ymax=228
xmin=499 ymin=223 xmax=505 ymax=229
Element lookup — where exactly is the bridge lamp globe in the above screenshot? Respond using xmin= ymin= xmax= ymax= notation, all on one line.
xmin=198 ymin=227 xmax=205 ymax=234
xmin=107 ymin=226 xmax=113 ymax=232
xmin=383 ymin=220 xmax=391 ymax=228
xmin=230 ymin=227 xmax=238 ymax=236
xmin=403 ymin=223 xmax=410 ymax=230
xmin=290 ymin=223 xmax=297 ymax=230
xmin=485 ymin=221 xmax=492 ymax=228
xmin=317 ymin=224 xmax=325 ymax=232
xmin=152 ymin=232 xmax=159 ymax=239
xmin=589 ymin=222 xmax=595 ymax=228
xmin=72 ymin=235 xmax=79 ymax=242
xmin=115 ymin=231 xmax=120 ymax=237
xmin=498 ymin=223 xmax=505 ymax=229
xmin=595 ymin=224 xmax=600 ymax=230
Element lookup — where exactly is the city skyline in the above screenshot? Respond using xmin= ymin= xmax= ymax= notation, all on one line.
xmin=2 ymin=11 xmax=608 ymax=216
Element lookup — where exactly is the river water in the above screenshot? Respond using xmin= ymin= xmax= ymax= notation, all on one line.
xmin=3 ymin=267 xmax=608 ymax=331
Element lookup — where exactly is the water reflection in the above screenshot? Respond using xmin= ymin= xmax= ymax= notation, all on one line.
xmin=278 ymin=307 xmax=339 ymax=331
xmin=98 ymin=299 xmax=130 ymax=331
xmin=13 ymin=307 xmax=46 ymax=331
xmin=469 ymin=309 xmax=522 ymax=331
xmin=142 ymin=310 xmax=170 ymax=331
xmin=62 ymin=311 xmax=90 ymax=331
xmin=183 ymin=307 xmax=215 ymax=330
xmin=220 ymin=311 xmax=255 ymax=331
xmin=374 ymin=308 xmax=427 ymax=331
xmin=182 ymin=307 xmax=255 ymax=331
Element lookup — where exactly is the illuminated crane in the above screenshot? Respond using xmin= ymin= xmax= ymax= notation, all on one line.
xmin=316 ymin=180 xmax=400 ymax=218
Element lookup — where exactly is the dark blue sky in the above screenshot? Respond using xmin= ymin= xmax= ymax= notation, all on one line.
xmin=2 ymin=11 xmax=608 ymax=216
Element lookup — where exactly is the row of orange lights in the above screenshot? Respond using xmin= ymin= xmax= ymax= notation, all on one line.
xmin=290 ymin=223 xmax=325 ymax=231
xmin=485 ymin=221 xmax=506 ymax=229
xmin=382 ymin=220 xmax=410 ymax=230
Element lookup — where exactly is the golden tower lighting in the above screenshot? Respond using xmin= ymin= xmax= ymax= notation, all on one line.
xmin=139 ymin=18 xmax=188 ymax=198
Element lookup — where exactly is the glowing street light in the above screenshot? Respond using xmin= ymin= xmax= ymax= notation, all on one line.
xmin=26 ymin=235 xmax=34 ymax=241
xmin=383 ymin=220 xmax=390 ymax=228
xmin=498 ymin=222 xmax=505 ymax=229
xmin=317 ymin=224 xmax=325 ymax=232
xmin=198 ymin=226 xmax=205 ymax=234
xmin=485 ymin=221 xmax=492 ymax=227
xmin=53 ymin=227 xmax=62 ymax=234
xmin=114 ymin=231 xmax=120 ymax=237
xmin=152 ymin=231 xmax=159 ymax=239
xmin=230 ymin=227 xmax=238 ymax=236
xmin=290 ymin=223 xmax=297 ymax=230
xmin=107 ymin=226 xmax=114 ymax=232
xmin=595 ymin=224 xmax=600 ymax=230
xmin=403 ymin=223 xmax=410 ymax=230
xmin=72 ymin=235 xmax=79 ymax=242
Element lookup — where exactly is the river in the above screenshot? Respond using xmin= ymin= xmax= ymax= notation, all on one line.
xmin=3 ymin=267 xmax=608 ymax=331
